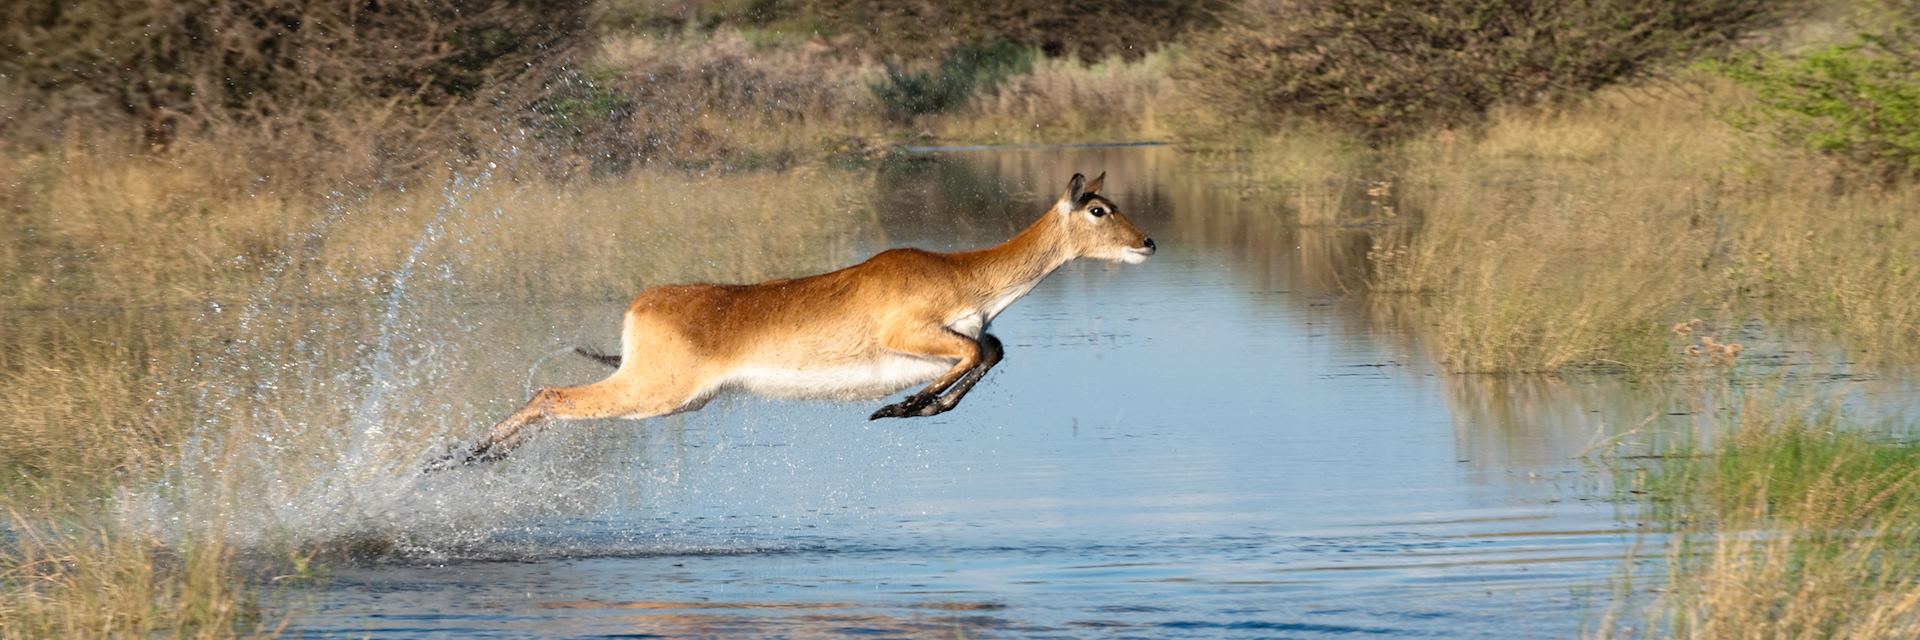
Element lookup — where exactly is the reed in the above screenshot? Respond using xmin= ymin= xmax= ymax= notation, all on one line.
xmin=1602 ymin=394 xmax=1920 ymax=638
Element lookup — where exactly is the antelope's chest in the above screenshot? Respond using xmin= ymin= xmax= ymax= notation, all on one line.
xmin=946 ymin=281 xmax=1040 ymax=338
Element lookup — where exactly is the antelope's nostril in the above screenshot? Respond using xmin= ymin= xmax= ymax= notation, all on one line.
xmin=1143 ymin=237 xmax=1157 ymax=251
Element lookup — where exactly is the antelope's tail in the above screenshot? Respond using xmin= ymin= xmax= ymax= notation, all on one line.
xmin=573 ymin=346 xmax=621 ymax=369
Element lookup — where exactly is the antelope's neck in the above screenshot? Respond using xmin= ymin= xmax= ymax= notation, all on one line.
xmin=965 ymin=213 xmax=1072 ymax=303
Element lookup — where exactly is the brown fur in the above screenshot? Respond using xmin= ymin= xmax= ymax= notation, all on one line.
xmin=435 ymin=172 xmax=1152 ymax=469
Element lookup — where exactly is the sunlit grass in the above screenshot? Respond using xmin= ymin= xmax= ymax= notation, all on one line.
xmin=0 ymin=512 xmax=260 ymax=639
xmin=1366 ymin=75 xmax=1920 ymax=373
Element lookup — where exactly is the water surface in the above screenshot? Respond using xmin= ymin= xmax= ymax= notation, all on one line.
xmin=270 ymin=146 xmax=1675 ymax=638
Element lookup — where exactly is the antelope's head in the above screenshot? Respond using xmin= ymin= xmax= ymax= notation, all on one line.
xmin=1054 ymin=172 xmax=1155 ymax=264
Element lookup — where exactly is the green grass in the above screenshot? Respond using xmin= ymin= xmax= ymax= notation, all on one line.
xmin=1602 ymin=394 xmax=1920 ymax=638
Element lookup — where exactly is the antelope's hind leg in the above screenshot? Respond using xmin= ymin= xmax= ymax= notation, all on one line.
xmin=427 ymin=379 xmax=692 ymax=471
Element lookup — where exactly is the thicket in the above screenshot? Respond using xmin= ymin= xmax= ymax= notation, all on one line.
xmin=1179 ymin=0 xmax=1789 ymax=141
xmin=870 ymin=41 xmax=1034 ymax=121
xmin=1717 ymin=4 xmax=1920 ymax=180
xmin=0 ymin=0 xmax=591 ymax=156
xmin=602 ymin=0 xmax=1222 ymax=60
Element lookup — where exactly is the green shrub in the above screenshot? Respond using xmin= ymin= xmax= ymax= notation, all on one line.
xmin=870 ymin=41 xmax=1035 ymax=120
xmin=1718 ymin=37 xmax=1920 ymax=180
xmin=1179 ymin=0 xmax=1787 ymax=141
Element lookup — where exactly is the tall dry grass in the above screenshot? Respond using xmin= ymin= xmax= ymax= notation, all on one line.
xmin=1601 ymin=395 xmax=1920 ymax=638
xmin=585 ymin=31 xmax=1184 ymax=161
xmin=935 ymin=50 xmax=1179 ymax=143
xmin=1366 ymin=76 xmax=1920 ymax=373
xmin=1 ymin=514 xmax=260 ymax=639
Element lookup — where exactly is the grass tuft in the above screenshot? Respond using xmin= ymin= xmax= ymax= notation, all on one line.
xmin=1605 ymin=394 xmax=1920 ymax=638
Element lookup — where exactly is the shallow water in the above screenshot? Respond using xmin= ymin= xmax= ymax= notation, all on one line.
xmin=195 ymin=145 xmax=1734 ymax=638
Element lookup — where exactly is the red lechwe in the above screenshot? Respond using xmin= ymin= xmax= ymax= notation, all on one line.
xmin=438 ymin=172 xmax=1154 ymax=468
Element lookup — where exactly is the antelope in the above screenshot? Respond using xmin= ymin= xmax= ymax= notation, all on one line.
xmin=435 ymin=172 xmax=1153 ymax=468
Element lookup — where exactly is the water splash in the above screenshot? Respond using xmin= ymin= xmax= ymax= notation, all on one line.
xmin=120 ymin=166 xmax=642 ymax=557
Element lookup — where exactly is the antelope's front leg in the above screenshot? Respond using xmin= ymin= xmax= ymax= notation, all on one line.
xmin=912 ymin=333 xmax=1004 ymax=417
xmin=870 ymin=329 xmax=981 ymax=420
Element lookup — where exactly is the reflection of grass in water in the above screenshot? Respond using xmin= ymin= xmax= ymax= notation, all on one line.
xmin=0 ymin=152 xmax=876 ymax=636
xmin=1194 ymin=127 xmax=1373 ymax=228
xmin=1601 ymin=393 xmax=1920 ymax=638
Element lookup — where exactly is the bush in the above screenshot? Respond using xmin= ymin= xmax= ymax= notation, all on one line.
xmin=870 ymin=41 xmax=1034 ymax=120
xmin=1179 ymin=0 xmax=1787 ymax=141
xmin=0 ymin=0 xmax=592 ymax=147
xmin=614 ymin=0 xmax=1221 ymax=61
xmin=1717 ymin=33 xmax=1920 ymax=180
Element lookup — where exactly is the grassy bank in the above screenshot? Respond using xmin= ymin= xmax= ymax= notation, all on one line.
xmin=1603 ymin=395 xmax=1920 ymax=638
xmin=1354 ymin=76 xmax=1920 ymax=373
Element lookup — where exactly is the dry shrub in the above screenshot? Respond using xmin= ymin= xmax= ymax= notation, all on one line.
xmin=1180 ymin=0 xmax=1788 ymax=141
xmin=0 ymin=0 xmax=590 ymax=149
xmin=636 ymin=0 xmax=1222 ymax=60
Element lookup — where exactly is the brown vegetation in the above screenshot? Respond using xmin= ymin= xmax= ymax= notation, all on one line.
xmin=1361 ymin=76 xmax=1920 ymax=373
xmin=605 ymin=0 xmax=1221 ymax=60
xmin=1 ymin=0 xmax=590 ymax=162
xmin=1178 ymin=0 xmax=1788 ymax=140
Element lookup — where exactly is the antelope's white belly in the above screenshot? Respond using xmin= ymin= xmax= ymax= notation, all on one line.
xmin=727 ymin=355 xmax=953 ymax=401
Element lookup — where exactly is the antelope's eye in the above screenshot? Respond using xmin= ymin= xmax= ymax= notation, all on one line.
xmin=1089 ymin=206 xmax=1107 ymax=217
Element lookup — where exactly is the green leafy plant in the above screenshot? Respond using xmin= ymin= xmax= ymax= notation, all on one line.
xmin=870 ymin=41 xmax=1035 ymax=121
xmin=1718 ymin=38 xmax=1920 ymax=180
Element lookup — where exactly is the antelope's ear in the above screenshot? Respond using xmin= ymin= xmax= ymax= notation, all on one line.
xmin=1083 ymin=171 xmax=1105 ymax=196
xmin=1059 ymin=173 xmax=1087 ymax=213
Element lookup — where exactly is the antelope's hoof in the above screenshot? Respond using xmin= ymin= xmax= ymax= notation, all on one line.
xmin=870 ymin=393 xmax=935 ymax=420
xmin=420 ymin=444 xmax=494 ymax=474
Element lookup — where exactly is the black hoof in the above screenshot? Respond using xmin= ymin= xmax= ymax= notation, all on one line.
xmin=421 ymin=444 xmax=495 ymax=474
xmin=870 ymin=393 xmax=935 ymax=420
